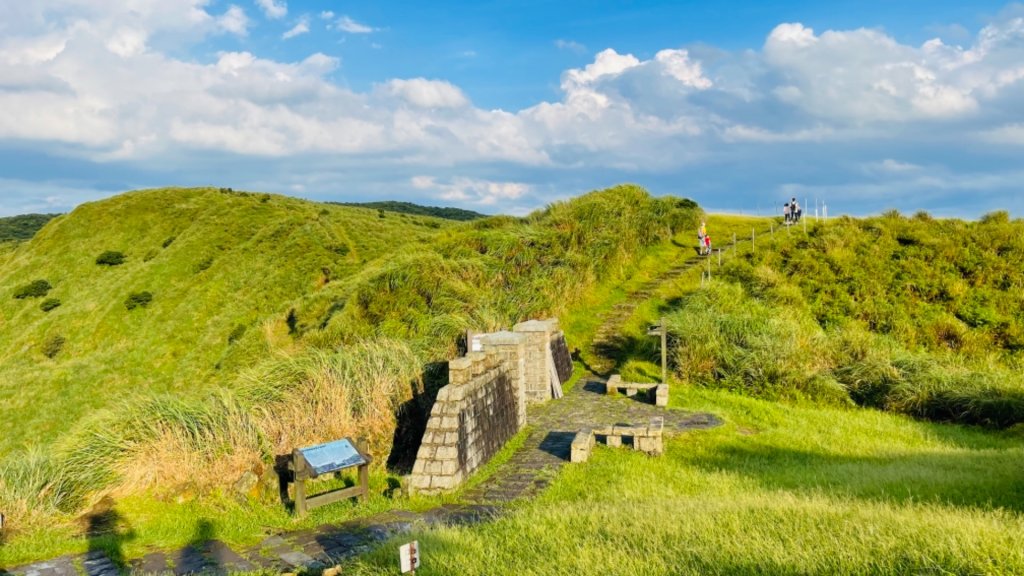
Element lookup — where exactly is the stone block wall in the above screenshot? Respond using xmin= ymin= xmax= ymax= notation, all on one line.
xmin=513 ymin=318 xmax=568 ymax=403
xmin=409 ymin=349 xmax=523 ymax=495
xmin=410 ymin=318 xmax=572 ymax=495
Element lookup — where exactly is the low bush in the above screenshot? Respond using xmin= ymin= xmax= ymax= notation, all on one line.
xmin=161 ymin=236 xmax=176 ymax=248
xmin=95 ymin=251 xmax=126 ymax=266
xmin=14 ymin=279 xmax=52 ymax=299
xmin=193 ymin=256 xmax=214 ymax=273
xmin=41 ymin=335 xmax=65 ymax=359
xmin=227 ymin=324 xmax=246 ymax=344
xmin=39 ymin=298 xmax=61 ymax=312
xmin=124 ymin=291 xmax=153 ymax=310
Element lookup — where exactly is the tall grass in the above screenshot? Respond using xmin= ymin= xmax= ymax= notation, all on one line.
xmin=668 ymin=273 xmax=1024 ymax=427
xmin=0 ymin=339 xmax=421 ymax=534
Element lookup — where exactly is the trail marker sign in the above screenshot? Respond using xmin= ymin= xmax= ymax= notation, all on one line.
xmin=399 ymin=540 xmax=421 ymax=573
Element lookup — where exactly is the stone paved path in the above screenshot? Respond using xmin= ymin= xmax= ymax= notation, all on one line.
xmin=5 ymin=232 xmax=749 ymax=576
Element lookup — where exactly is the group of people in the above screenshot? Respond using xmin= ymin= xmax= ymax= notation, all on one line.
xmin=783 ymin=198 xmax=802 ymax=224
xmin=697 ymin=221 xmax=712 ymax=256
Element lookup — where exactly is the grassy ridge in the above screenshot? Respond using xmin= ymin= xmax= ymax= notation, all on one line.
xmin=665 ymin=214 xmax=1024 ymax=427
xmin=333 ymin=201 xmax=486 ymax=221
xmin=0 ymin=188 xmax=450 ymax=452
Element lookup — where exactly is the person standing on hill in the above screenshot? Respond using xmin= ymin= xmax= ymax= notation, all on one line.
xmin=698 ymin=221 xmax=707 ymax=254
xmin=704 ymin=233 xmax=712 ymax=256
xmin=783 ymin=202 xmax=791 ymax=224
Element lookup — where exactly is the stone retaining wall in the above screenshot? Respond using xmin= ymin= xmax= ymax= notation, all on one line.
xmin=410 ymin=350 xmax=522 ymax=495
xmin=410 ymin=318 xmax=573 ymax=495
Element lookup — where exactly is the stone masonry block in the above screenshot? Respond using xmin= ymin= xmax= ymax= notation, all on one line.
xmin=606 ymin=435 xmax=622 ymax=448
xmin=436 ymin=446 xmax=457 ymax=460
xmin=648 ymin=417 xmax=665 ymax=437
xmin=607 ymin=374 xmax=622 ymax=395
xmin=656 ymin=384 xmax=669 ymax=407
xmin=411 ymin=474 xmax=432 ymax=489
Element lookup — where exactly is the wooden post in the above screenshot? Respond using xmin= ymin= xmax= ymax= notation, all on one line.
xmin=770 ymin=223 xmax=774 ymax=238
xmin=718 ymin=249 xmax=722 ymax=267
xmin=660 ymin=316 xmax=667 ymax=385
xmin=707 ymin=257 xmax=711 ymax=282
xmin=292 ymin=450 xmax=307 ymax=515
xmin=732 ymin=232 xmax=737 ymax=246
xmin=751 ymin=229 xmax=755 ymax=251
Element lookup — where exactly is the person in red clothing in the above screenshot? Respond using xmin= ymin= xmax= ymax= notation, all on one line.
xmin=703 ymin=233 xmax=712 ymax=256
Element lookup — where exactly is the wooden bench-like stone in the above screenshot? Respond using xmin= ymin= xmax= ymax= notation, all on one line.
xmin=606 ymin=375 xmax=669 ymax=407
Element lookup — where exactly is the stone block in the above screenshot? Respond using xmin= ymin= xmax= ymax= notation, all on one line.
xmin=606 ymin=435 xmax=622 ymax=448
xmin=436 ymin=446 xmax=457 ymax=461
xmin=656 ymin=384 xmax=669 ymax=407
xmin=411 ymin=475 xmax=432 ymax=489
xmin=412 ymin=460 xmax=426 ymax=475
xmin=607 ymin=374 xmax=622 ymax=395
xmin=441 ymin=460 xmax=458 ymax=475
xmin=431 ymin=475 xmax=455 ymax=490
xmin=440 ymin=416 xmax=458 ymax=430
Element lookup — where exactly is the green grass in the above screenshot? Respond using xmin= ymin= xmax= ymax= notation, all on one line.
xmin=0 ymin=188 xmax=449 ymax=453
xmin=343 ymin=387 xmax=1024 ymax=575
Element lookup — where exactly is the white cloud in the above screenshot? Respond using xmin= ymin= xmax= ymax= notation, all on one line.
xmin=320 ymin=11 xmax=335 ymax=20
xmin=218 ymin=5 xmax=250 ymax=37
xmin=282 ymin=18 xmax=309 ymax=40
xmin=411 ymin=176 xmax=531 ymax=205
xmin=335 ymin=16 xmax=375 ymax=34
xmin=380 ymin=78 xmax=469 ymax=109
xmin=555 ymin=39 xmax=587 ymax=54
xmin=2 ymin=3 xmax=1024 ymax=216
xmin=255 ymin=0 xmax=287 ymax=20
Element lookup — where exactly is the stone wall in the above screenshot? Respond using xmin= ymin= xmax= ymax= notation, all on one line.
xmin=409 ymin=349 xmax=523 ymax=495
xmin=410 ymin=318 xmax=572 ymax=495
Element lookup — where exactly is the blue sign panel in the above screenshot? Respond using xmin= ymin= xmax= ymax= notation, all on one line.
xmin=299 ymin=438 xmax=366 ymax=476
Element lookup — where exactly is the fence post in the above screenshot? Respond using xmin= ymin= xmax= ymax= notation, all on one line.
xmin=752 ymin=229 xmax=755 ymax=252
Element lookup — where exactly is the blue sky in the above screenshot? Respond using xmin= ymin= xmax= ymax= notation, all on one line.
xmin=1 ymin=1 xmax=1023 ymax=217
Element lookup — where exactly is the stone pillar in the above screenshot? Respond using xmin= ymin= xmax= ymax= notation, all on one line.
xmin=477 ymin=331 xmax=528 ymax=428
xmin=513 ymin=318 xmax=560 ymax=404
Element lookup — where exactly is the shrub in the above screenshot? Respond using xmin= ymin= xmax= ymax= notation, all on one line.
xmin=40 ymin=298 xmax=61 ymax=312
xmin=227 ymin=324 xmax=247 ymax=344
xmin=162 ymin=236 xmax=176 ymax=249
xmin=193 ymin=256 xmax=214 ymax=273
xmin=41 ymin=335 xmax=65 ymax=359
xmin=96 ymin=251 xmax=126 ymax=266
xmin=125 ymin=291 xmax=153 ymax=310
xmin=14 ymin=279 xmax=52 ymax=299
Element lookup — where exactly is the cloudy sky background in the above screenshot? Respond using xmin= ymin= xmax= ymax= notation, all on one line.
xmin=1 ymin=0 xmax=1023 ymax=217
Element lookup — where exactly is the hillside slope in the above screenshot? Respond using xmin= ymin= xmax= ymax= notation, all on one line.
xmin=0 ymin=188 xmax=450 ymax=452
xmin=0 ymin=214 xmax=60 ymax=242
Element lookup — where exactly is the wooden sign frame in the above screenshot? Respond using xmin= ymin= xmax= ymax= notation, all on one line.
xmin=289 ymin=438 xmax=372 ymax=515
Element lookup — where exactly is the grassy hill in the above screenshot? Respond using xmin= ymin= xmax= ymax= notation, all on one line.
xmin=0 ymin=214 xmax=59 ymax=242
xmin=0 ymin=188 xmax=450 ymax=452
xmin=333 ymin=201 xmax=486 ymax=221
xmin=665 ymin=212 xmax=1024 ymax=427
xmin=0 ymin=184 xmax=698 ymax=566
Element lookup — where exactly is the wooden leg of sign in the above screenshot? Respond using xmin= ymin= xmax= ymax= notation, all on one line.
xmin=660 ymin=317 xmax=667 ymax=385
xmin=358 ymin=463 xmax=369 ymax=502
xmin=293 ymin=452 xmax=307 ymax=515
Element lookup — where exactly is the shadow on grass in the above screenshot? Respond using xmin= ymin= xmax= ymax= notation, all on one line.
xmin=84 ymin=497 xmax=135 ymax=574
xmin=592 ymin=333 xmax=660 ymax=379
xmin=686 ymin=442 xmax=1024 ymax=513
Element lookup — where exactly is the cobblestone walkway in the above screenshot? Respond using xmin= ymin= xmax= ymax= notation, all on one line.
xmin=5 ymin=236 xmax=740 ymax=576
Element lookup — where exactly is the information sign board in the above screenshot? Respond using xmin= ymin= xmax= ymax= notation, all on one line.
xmin=298 ymin=438 xmax=366 ymax=477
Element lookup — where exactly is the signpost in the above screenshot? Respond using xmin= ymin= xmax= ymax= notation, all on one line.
xmin=289 ymin=438 xmax=371 ymax=515
xmin=400 ymin=541 xmax=421 ymax=574
xmin=647 ymin=317 xmax=667 ymax=384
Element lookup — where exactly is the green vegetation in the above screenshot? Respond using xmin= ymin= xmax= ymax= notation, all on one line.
xmin=346 ymin=388 xmax=1024 ymax=575
xmin=334 ymin=200 xmax=486 ymax=221
xmin=668 ymin=214 xmax=1024 ymax=427
xmin=13 ymin=279 xmax=52 ymax=299
xmin=0 ymin=184 xmax=697 ymax=565
xmin=0 ymin=187 xmax=448 ymax=453
xmin=95 ymin=250 xmax=127 ymax=266
xmin=124 ymin=291 xmax=153 ymax=310
xmin=39 ymin=298 xmax=61 ymax=312
xmin=0 ymin=214 xmax=59 ymax=243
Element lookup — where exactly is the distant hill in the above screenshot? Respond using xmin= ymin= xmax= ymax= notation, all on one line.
xmin=333 ymin=200 xmax=486 ymax=221
xmin=0 ymin=213 xmax=61 ymax=242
